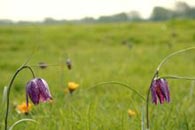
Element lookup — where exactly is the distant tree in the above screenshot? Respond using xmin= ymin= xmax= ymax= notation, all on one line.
xmin=44 ymin=17 xmax=57 ymax=24
xmin=149 ymin=2 xmax=195 ymax=21
xmin=98 ymin=13 xmax=128 ymax=23
xmin=188 ymin=7 xmax=195 ymax=18
xmin=17 ymin=21 xmax=36 ymax=25
xmin=80 ymin=17 xmax=96 ymax=23
xmin=127 ymin=11 xmax=142 ymax=21
xmin=150 ymin=7 xmax=173 ymax=21
xmin=175 ymin=2 xmax=190 ymax=13
xmin=0 ymin=19 xmax=12 ymax=25
xmin=174 ymin=2 xmax=191 ymax=18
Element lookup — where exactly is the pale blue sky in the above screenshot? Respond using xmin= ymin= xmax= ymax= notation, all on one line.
xmin=0 ymin=0 xmax=195 ymax=21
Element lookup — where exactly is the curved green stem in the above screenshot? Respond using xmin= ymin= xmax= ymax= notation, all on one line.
xmin=5 ymin=65 xmax=35 ymax=130
xmin=157 ymin=47 xmax=195 ymax=71
xmin=146 ymin=71 xmax=158 ymax=129
xmin=30 ymin=64 xmax=59 ymax=68
xmin=160 ymin=75 xmax=195 ymax=80
xmin=89 ymin=81 xmax=145 ymax=101
xmin=9 ymin=118 xmax=36 ymax=130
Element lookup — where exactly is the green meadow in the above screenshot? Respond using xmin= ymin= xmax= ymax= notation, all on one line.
xmin=0 ymin=20 xmax=195 ymax=130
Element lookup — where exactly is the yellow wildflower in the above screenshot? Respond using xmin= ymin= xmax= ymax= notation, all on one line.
xmin=16 ymin=102 xmax=32 ymax=114
xmin=128 ymin=109 xmax=136 ymax=117
xmin=68 ymin=82 xmax=79 ymax=93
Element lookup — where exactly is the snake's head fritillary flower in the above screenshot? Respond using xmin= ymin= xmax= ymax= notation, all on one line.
xmin=16 ymin=102 xmax=32 ymax=115
xmin=26 ymin=78 xmax=52 ymax=105
xmin=68 ymin=82 xmax=79 ymax=94
xmin=66 ymin=58 xmax=72 ymax=70
xmin=151 ymin=78 xmax=170 ymax=105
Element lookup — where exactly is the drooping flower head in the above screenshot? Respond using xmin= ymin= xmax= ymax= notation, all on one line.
xmin=66 ymin=58 xmax=72 ymax=70
xmin=38 ymin=62 xmax=48 ymax=69
xmin=68 ymin=82 xmax=79 ymax=94
xmin=151 ymin=78 xmax=170 ymax=105
xmin=26 ymin=78 xmax=52 ymax=105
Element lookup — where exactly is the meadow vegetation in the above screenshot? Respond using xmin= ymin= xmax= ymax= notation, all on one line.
xmin=0 ymin=19 xmax=195 ymax=130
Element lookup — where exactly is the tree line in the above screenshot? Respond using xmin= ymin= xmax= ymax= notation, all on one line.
xmin=0 ymin=2 xmax=195 ymax=25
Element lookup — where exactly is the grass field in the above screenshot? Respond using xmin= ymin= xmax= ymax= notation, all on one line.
xmin=0 ymin=20 xmax=195 ymax=130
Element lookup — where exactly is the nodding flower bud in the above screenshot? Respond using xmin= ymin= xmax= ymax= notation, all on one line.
xmin=26 ymin=78 xmax=52 ymax=105
xmin=38 ymin=62 xmax=48 ymax=69
xmin=66 ymin=58 xmax=72 ymax=70
xmin=151 ymin=78 xmax=170 ymax=105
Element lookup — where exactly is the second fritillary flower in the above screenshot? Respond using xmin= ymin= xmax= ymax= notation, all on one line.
xmin=151 ymin=78 xmax=170 ymax=105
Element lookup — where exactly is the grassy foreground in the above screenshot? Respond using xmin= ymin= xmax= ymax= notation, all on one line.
xmin=0 ymin=20 xmax=195 ymax=130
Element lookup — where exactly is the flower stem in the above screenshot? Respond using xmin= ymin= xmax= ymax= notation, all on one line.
xmin=160 ymin=75 xmax=195 ymax=80
xmin=146 ymin=71 xmax=158 ymax=129
xmin=9 ymin=118 xmax=36 ymax=130
xmin=5 ymin=65 xmax=35 ymax=130
xmin=156 ymin=47 xmax=195 ymax=72
xmin=89 ymin=81 xmax=145 ymax=101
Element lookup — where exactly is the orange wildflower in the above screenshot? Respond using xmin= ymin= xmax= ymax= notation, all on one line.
xmin=16 ymin=102 xmax=32 ymax=114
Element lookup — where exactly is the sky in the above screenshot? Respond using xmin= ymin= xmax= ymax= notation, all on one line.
xmin=0 ymin=0 xmax=195 ymax=22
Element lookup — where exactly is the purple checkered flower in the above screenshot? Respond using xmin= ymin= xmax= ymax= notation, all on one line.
xmin=26 ymin=78 xmax=52 ymax=105
xmin=151 ymin=78 xmax=170 ymax=105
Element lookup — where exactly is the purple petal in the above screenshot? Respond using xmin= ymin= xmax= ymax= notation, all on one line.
xmin=156 ymin=89 xmax=165 ymax=104
xmin=151 ymin=80 xmax=158 ymax=104
xmin=26 ymin=80 xmax=40 ymax=105
xmin=36 ymin=78 xmax=52 ymax=102
xmin=159 ymin=79 xmax=170 ymax=103
xmin=156 ymin=79 xmax=165 ymax=104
